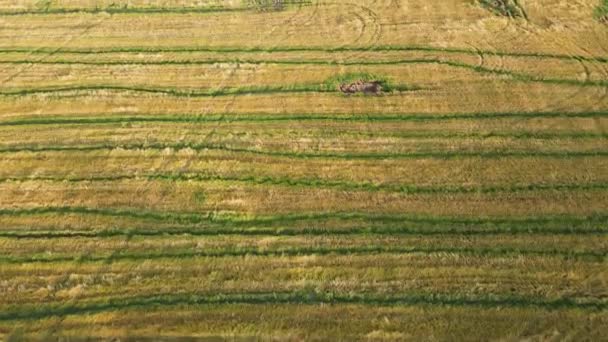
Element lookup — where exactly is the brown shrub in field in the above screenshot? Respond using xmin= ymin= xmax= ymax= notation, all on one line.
xmin=338 ymin=80 xmax=383 ymax=95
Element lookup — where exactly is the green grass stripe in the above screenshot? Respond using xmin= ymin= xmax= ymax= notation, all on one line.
xmin=1 ymin=174 xmax=607 ymax=195
xmin=0 ymin=6 xmax=246 ymax=16
xmin=438 ymin=60 xmax=608 ymax=87
xmin=1 ymin=58 xmax=605 ymax=88
xmin=0 ymin=206 xmax=605 ymax=227
xmin=1 ymin=223 xmax=605 ymax=239
xmin=0 ymin=1 xmax=310 ymax=16
xmin=0 ymin=143 xmax=606 ymax=159
xmin=0 ymin=59 xmax=605 ymax=91
xmin=0 ymin=124 xmax=605 ymax=140
xmin=0 ymin=84 xmax=366 ymax=97
xmin=0 ymin=245 xmax=605 ymax=265
xmin=0 ymin=291 xmax=605 ymax=322
xmin=0 ymin=45 xmax=606 ymax=64
xmin=0 ymin=83 xmax=418 ymax=97
xmin=1 ymin=111 xmax=607 ymax=127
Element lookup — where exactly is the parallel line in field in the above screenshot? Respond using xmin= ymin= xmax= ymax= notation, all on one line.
xmin=0 ymin=132 xmax=608 ymax=140
xmin=0 ymin=84 xmax=420 ymax=97
xmin=2 ymin=130 xmax=605 ymax=140
xmin=1 ymin=246 xmax=604 ymax=265
xmin=1 ymin=58 xmax=604 ymax=89
xmin=1 ymin=174 xmax=607 ymax=195
xmin=0 ymin=143 xmax=606 ymax=159
xmin=0 ymin=59 xmax=605 ymax=93
xmin=0 ymin=7 xmax=246 ymax=16
xmin=1 ymin=206 xmax=605 ymax=227
xmin=1 ymin=46 xmax=605 ymax=63
xmin=2 ymin=111 xmax=607 ymax=126
xmin=1 ymin=292 xmax=605 ymax=322
xmin=0 ymin=1 xmax=310 ymax=16
xmin=1 ymin=225 xmax=605 ymax=239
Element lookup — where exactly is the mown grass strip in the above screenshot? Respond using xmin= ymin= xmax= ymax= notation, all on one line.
xmin=0 ymin=1 xmax=310 ymax=16
xmin=1 ymin=206 xmax=606 ymax=227
xmin=0 ymin=124 xmax=605 ymax=140
xmin=0 ymin=6 xmax=246 ymax=16
xmin=0 ymin=245 xmax=605 ymax=265
xmin=0 ymin=83 xmax=419 ymax=98
xmin=0 ymin=59 xmax=605 ymax=92
xmin=0 ymin=45 xmax=605 ymax=63
xmin=1 ymin=174 xmax=607 ymax=195
xmin=0 ymin=291 xmax=605 ymax=323
xmin=1 ymin=111 xmax=607 ymax=127
xmin=2 ymin=58 xmax=605 ymax=88
xmin=1 ymin=223 xmax=605 ymax=239
xmin=0 ymin=143 xmax=605 ymax=159
xmin=0 ymin=84 xmax=331 ymax=97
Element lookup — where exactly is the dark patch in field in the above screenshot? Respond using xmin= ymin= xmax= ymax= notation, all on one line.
xmin=479 ymin=0 xmax=525 ymax=18
xmin=338 ymin=80 xmax=383 ymax=95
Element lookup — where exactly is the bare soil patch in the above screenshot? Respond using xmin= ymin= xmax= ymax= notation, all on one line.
xmin=338 ymin=80 xmax=383 ymax=95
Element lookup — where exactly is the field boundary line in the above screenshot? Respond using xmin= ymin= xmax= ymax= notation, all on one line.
xmin=1 ymin=206 xmax=606 ymax=226
xmin=0 ymin=46 xmax=606 ymax=63
xmin=0 ymin=224 xmax=605 ymax=239
xmin=1 ymin=292 xmax=605 ymax=322
xmin=0 ymin=143 xmax=606 ymax=160
xmin=0 ymin=246 xmax=605 ymax=265
xmin=1 ymin=174 xmax=607 ymax=195
xmin=2 ymin=111 xmax=607 ymax=126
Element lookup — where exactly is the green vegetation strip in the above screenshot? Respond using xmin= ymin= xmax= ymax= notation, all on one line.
xmin=1 ymin=223 xmax=606 ymax=239
xmin=4 ymin=58 xmax=607 ymax=88
xmin=0 ymin=245 xmax=605 ymax=265
xmin=0 ymin=59 xmax=605 ymax=90
xmin=0 ymin=45 xmax=605 ymax=63
xmin=1 ymin=206 xmax=606 ymax=228
xmin=0 ymin=1 xmax=310 ymax=16
xmin=1 ymin=174 xmax=607 ymax=195
xmin=0 ymin=6 xmax=246 ymax=16
xmin=1 ymin=292 xmax=604 ymax=322
xmin=0 ymin=124 xmax=605 ymax=139
xmin=1 ymin=111 xmax=606 ymax=127
xmin=0 ymin=83 xmax=418 ymax=97
xmin=595 ymin=0 xmax=608 ymax=21
xmin=0 ymin=143 xmax=606 ymax=159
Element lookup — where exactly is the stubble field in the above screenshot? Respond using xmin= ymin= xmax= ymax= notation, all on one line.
xmin=0 ymin=0 xmax=607 ymax=340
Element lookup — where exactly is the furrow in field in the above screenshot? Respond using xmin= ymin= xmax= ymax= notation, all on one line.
xmin=1 ymin=82 xmax=603 ymax=116
xmin=3 ymin=233 xmax=605 ymax=259
xmin=1 ymin=111 xmax=607 ymax=126
xmin=0 ymin=7 xmax=247 ymax=16
xmin=3 ymin=246 xmax=603 ymax=265
xmin=0 ymin=60 xmax=604 ymax=96
xmin=0 ymin=174 xmax=607 ymax=195
xmin=0 ymin=56 xmax=603 ymax=86
xmin=1 ymin=291 xmax=605 ymax=323
xmin=0 ymin=142 xmax=606 ymax=159
xmin=0 ymin=45 xmax=605 ymax=64
xmin=1 ymin=119 xmax=606 ymax=156
xmin=4 ymin=150 xmax=607 ymax=191
xmin=1 ymin=181 xmax=599 ymax=217
xmin=0 ymin=84 xmax=393 ymax=97
xmin=5 ymin=303 xmax=604 ymax=341
xmin=2 ymin=206 xmax=606 ymax=227
xmin=1 ymin=254 xmax=605 ymax=307
xmin=1 ymin=224 xmax=606 ymax=238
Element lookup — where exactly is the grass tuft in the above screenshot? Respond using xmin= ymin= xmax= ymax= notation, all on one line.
xmin=595 ymin=0 xmax=608 ymax=22
xmin=479 ymin=0 xmax=524 ymax=18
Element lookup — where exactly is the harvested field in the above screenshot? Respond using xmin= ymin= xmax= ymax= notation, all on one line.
xmin=0 ymin=0 xmax=607 ymax=340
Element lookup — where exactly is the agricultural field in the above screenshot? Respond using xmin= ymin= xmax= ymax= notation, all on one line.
xmin=0 ymin=0 xmax=607 ymax=340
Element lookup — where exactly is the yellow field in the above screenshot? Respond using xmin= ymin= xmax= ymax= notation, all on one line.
xmin=0 ymin=0 xmax=607 ymax=340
